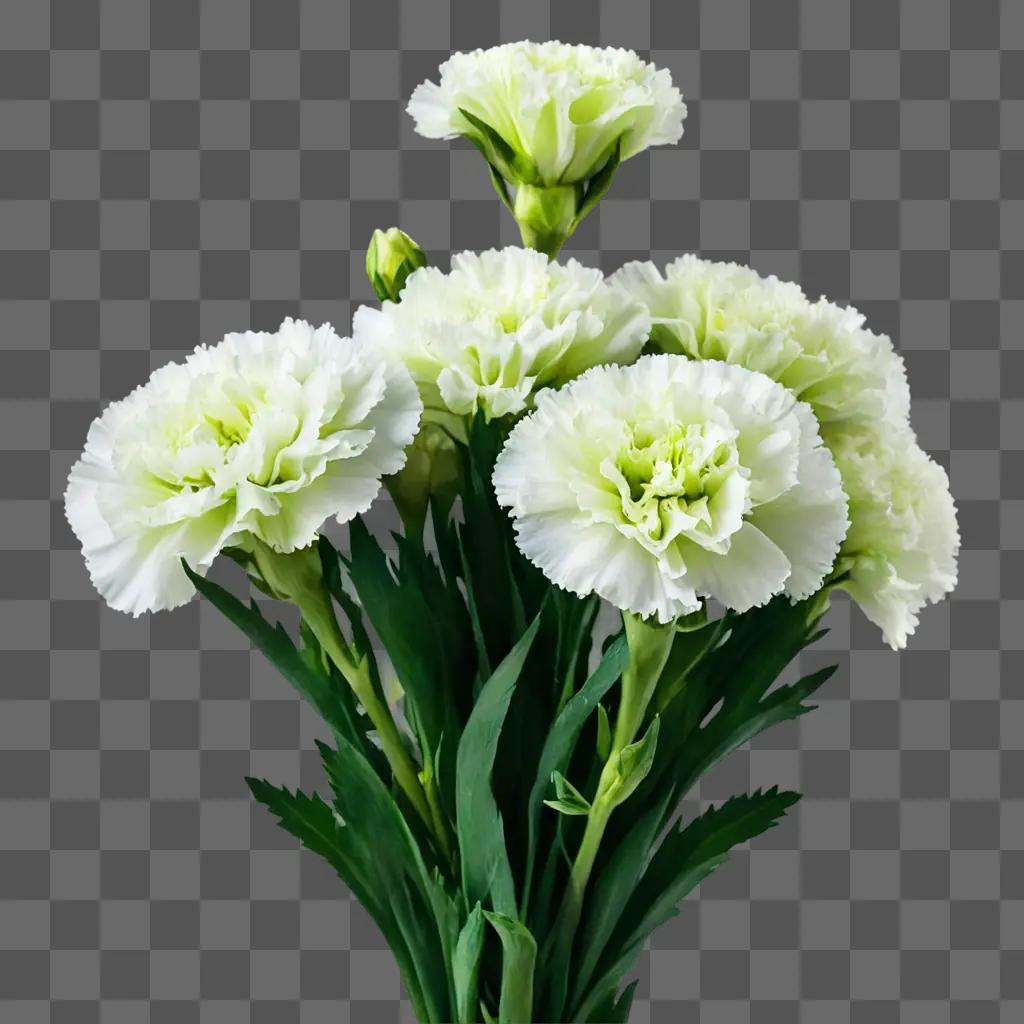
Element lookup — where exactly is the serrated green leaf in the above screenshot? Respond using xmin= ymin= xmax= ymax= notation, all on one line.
xmin=183 ymin=562 xmax=351 ymax=739
xmin=484 ymin=911 xmax=537 ymax=1024
xmin=457 ymin=614 xmax=541 ymax=917
xmin=316 ymin=738 xmax=456 ymax=1022
xmin=622 ymin=788 xmax=800 ymax=952
xmin=573 ymin=789 xmax=800 ymax=1020
xmin=246 ymin=777 xmax=435 ymax=1020
xmin=345 ymin=517 xmax=471 ymax=814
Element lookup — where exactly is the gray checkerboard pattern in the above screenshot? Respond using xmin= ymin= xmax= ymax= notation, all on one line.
xmin=0 ymin=0 xmax=1019 ymax=1020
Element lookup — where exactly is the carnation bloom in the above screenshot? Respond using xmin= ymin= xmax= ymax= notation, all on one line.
xmin=610 ymin=256 xmax=911 ymax=428
xmin=828 ymin=424 xmax=959 ymax=649
xmin=64 ymin=319 xmax=421 ymax=615
xmin=494 ymin=356 xmax=849 ymax=623
xmin=352 ymin=247 xmax=650 ymax=422
xmin=407 ymin=41 xmax=686 ymax=188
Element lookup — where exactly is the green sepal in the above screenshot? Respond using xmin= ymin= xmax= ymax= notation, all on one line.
xmin=570 ymin=136 xmax=622 ymax=230
xmin=487 ymin=162 xmax=515 ymax=212
xmin=457 ymin=106 xmax=538 ymax=184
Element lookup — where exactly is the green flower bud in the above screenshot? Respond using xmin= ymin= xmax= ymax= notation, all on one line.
xmin=366 ymin=228 xmax=427 ymax=303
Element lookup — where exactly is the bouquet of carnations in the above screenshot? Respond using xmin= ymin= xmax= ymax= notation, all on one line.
xmin=65 ymin=42 xmax=958 ymax=1024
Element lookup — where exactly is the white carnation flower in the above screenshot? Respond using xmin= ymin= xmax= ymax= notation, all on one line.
xmin=494 ymin=356 xmax=849 ymax=623
xmin=64 ymin=318 xmax=421 ymax=615
xmin=351 ymin=247 xmax=650 ymax=422
xmin=611 ymin=256 xmax=911 ymax=428
xmin=828 ymin=424 xmax=959 ymax=649
xmin=407 ymin=41 xmax=686 ymax=187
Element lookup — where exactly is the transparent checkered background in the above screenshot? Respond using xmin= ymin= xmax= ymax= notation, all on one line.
xmin=0 ymin=0 xmax=1020 ymax=1021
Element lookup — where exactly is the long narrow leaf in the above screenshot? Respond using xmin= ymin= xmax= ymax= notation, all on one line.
xmin=456 ymin=614 xmax=541 ymax=917
xmin=485 ymin=912 xmax=538 ymax=1024
xmin=452 ymin=904 xmax=487 ymax=1024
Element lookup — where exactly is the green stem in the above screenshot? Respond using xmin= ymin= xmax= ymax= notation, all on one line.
xmin=545 ymin=614 xmax=676 ymax=971
xmin=250 ymin=542 xmax=451 ymax=861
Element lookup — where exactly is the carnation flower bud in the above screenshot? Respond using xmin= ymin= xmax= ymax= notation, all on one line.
xmin=366 ymin=227 xmax=427 ymax=303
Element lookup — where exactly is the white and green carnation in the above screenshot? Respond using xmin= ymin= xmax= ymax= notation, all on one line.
xmin=611 ymin=256 xmax=911 ymax=428
xmin=494 ymin=355 xmax=849 ymax=623
xmin=351 ymin=246 xmax=650 ymax=422
xmin=64 ymin=318 xmax=421 ymax=615
xmin=828 ymin=423 xmax=959 ymax=649
xmin=407 ymin=41 xmax=686 ymax=187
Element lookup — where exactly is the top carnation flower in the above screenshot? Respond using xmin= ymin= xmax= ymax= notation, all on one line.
xmin=407 ymin=41 xmax=686 ymax=187
xmin=611 ymin=256 xmax=911 ymax=429
xmin=64 ymin=319 xmax=421 ymax=616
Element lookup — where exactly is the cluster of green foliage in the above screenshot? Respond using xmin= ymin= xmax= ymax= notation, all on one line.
xmin=190 ymin=417 xmax=836 ymax=1024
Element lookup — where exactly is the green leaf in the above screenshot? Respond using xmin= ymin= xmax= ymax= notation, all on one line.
xmin=596 ymin=704 xmax=612 ymax=761
xmin=452 ymin=904 xmax=486 ymax=1024
xmin=247 ymin=777 xmax=435 ymax=1020
xmin=183 ymin=563 xmax=352 ymax=740
xmin=543 ymin=771 xmax=591 ymax=816
xmin=581 ymin=978 xmax=639 ymax=1024
xmin=521 ymin=635 xmax=628 ymax=908
xmin=317 ymin=535 xmax=376 ymax=671
xmin=574 ymin=789 xmax=799 ymax=1020
xmin=576 ymin=789 xmax=799 ymax=1018
xmin=456 ymin=614 xmax=541 ymax=917
xmin=317 ymin=739 xmax=457 ymax=1022
xmin=571 ymin=137 xmax=622 ymax=229
xmin=568 ymin=793 xmax=672 ymax=1014
xmin=345 ymin=517 xmax=471 ymax=812
xmin=607 ymin=715 xmax=660 ymax=808
xmin=621 ymin=788 xmax=800 ymax=953
xmin=484 ymin=911 xmax=538 ymax=1024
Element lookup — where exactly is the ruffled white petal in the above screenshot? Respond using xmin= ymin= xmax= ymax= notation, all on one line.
xmin=609 ymin=255 xmax=912 ymax=430
xmin=351 ymin=247 xmax=650 ymax=422
xmin=64 ymin=319 xmax=422 ymax=615
xmin=494 ymin=355 xmax=848 ymax=620
xmin=828 ymin=424 xmax=959 ymax=649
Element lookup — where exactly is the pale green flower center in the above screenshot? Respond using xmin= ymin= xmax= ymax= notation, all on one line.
xmin=606 ymin=420 xmax=741 ymax=545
